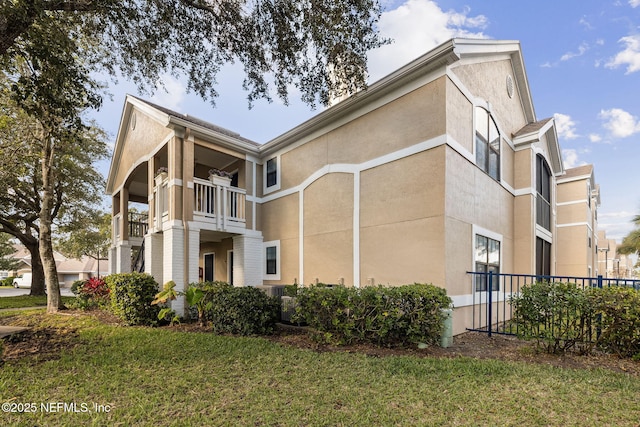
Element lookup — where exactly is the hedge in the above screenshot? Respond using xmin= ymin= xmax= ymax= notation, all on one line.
xmin=510 ymin=282 xmax=640 ymax=358
xmin=105 ymin=273 xmax=161 ymax=326
xmin=293 ymin=283 xmax=452 ymax=346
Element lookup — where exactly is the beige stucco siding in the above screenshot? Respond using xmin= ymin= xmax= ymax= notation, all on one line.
xmin=113 ymin=110 xmax=172 ymax=191
xmin=360 ymin=148 xmax=446 ymax=228
xmin=200 ymin=238 xmax=234 ymax=282
xmin=556 ymin=225 xmax=590 ymax=276
xmin=360 ymin=217 xmax=445 ymax=287
xmin=451 ymin=59 xmax=528 ymax=135
xmin=446 ymin=77 xmax=474 ymax=153
xmin=281 ymin=136 xmax=329 ymax=190
xmin=303 ymin=173 xmax=354 ymax=285
xmin=325 ymin=78 xmax=447 ymax=166
xmin=260 ymin=193 xmax=299 ymax=243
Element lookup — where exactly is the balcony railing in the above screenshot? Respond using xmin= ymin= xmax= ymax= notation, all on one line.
xmin=129 ymin=212 xmax=149 ymax=238
xmin=193 ymin=177 xmax=246 ymax=230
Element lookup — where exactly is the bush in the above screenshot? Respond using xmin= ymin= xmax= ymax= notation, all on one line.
xmin=589 ymin=286 xmax=640 ymax=359
xmin=1 ymin=276 xmax=16 ymax=287
xmin=509 ymin=281 xmax=595 ymax=354
xmin=294 ymin=283 xmax=452 ymax=346
xmin=71 ymin=277 xmax=110 ymax=310
xmin=70 ymin=279 xmax=86 ymax=295
xmin=105 ymin=273 xmax=161 ymax=326
xmin=201 ymin=282 xmax=280 ymax=335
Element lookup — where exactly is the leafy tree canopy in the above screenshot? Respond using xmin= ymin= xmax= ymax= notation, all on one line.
xmin=1 ymin=0 xmax=388 ymax=107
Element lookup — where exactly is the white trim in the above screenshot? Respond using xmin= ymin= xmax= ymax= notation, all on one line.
xmin=263 ymin=240 xmax=281 ymax=281
xmin=168 ymin=178 xmax=183 ymax=187
xmin=353 ymin=171 xmax=360 ymax=288
xmin=556 ymin=221 xmax=592 ymax=229
xmin=556 ymin=199 xmax=588 ymax=206
xmin=535 ymin=224 xmax=553 ymax=243
xmin=299 ymin=190 xmax=304 ymax=286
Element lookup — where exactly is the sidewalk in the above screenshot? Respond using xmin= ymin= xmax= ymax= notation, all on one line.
xmin=0 ymin=306 xmax=45 ymax=338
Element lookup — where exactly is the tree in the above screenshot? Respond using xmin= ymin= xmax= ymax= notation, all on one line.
xmin=0 ymin=60 xmax=107 ymax=308
xmin=618 ymin=215 xmax=640 ymax=258
xmin=56 ymin=211 xmax=111 ymax=278
xmin=0 ymin=233 xmax=20 ymax=273
xmin=0 ymin=0 xmax=387 ymax=107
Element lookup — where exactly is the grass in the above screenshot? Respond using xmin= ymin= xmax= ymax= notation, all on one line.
xmin=1 ymin=312 xmax=639 ymax=426
xmin=0 ymin=295 xmax=76 ymax=310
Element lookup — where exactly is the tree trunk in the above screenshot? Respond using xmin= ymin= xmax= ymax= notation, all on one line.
xmin=40 ymin=135 xmax=62 ymax=313
xmin=25 ymin=241 xmax=46 ymax=296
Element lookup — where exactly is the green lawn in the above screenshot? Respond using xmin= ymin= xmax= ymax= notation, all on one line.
xmin=0 ymin=312 xmax=639 ymax=426
xmin=0 ymin=295 xmax=75 ymax=310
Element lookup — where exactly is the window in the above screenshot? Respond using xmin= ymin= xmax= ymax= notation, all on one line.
xmin=536 ymin=155 xmax=552 ymax=231
xmin=475 ymin=107 xmax=500 ymax=181
xmin=475 ymin=235 xmax=500 ymax=291
xmin=263 ymin=240 xmax=280 ymax=280
xmin=266 ymin=246 xmax=277 ymax=275
xmin=536 ymin=237 xmax=551 ymax=277
xmin=266 ymin=158 xmax=277 ymax=188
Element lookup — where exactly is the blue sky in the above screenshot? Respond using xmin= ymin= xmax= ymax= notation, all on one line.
xmin=92 ymin=0 xmax=640 ymax=241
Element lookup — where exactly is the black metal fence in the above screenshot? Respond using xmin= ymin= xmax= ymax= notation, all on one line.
xmin=466 ymin=271 xmax=640 ymax=337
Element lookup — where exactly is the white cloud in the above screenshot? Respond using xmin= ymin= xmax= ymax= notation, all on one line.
xmin=562 ymin=148 xmax=587 ymax=169
xmin=560 ymin=42 xmax=590 ymax=61
xmin=150 ymin=75 xmax=186 ymax=111
xmin=630 ymin=0 xmax=640 ymax=7
xmin=367 ymin=0 xmax=488 ymax=81
xmin=606 ymin=35 xmax=640 ymax=74
xmin=554 ymin=113 xmax=579 ymax=139
xmin=589 ymin=133 xmax=602 ymax=143
xmin=599 ymin=108 xmax=640 ymax=138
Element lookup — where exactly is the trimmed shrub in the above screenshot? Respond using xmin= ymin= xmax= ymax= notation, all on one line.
xmin=293 ymin=283 xmax=452 ymax=346
xmin=1 ymin=276 xmax=16 ymax=287
xmin=70 ymin=279 xmax=86 ymax=295
xmin=105 ymin=273 xmax=160 ymax=326
xmin=202 ymin=282 xmax=280 ymax=335
xmin=589 ymin=286 xmax=640 ymax=359
xmin=509 ymin=281 xmax=595 ymax=354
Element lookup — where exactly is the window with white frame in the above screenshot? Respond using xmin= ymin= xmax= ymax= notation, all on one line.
xmin=536 ymin=154 xmax=552 ymax=231
xmin=475 ymin=234 xmax=500 ymax=291
xmin=475 ymin=106 xmax=500 ymax=181
xmin=264 ymin=157 xmax=280 ymax=192
xmin=263 ymin=240 xmax=280 ymax=280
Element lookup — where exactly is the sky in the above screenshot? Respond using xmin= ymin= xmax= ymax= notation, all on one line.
xmin=91 ymin=0 xmax=640 ymax=242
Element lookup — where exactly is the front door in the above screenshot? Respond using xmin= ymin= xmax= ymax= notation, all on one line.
xmin=228 ymin=250 xmax=234 ymax=286
xmin=204 ymin=253 xmax=215 ymax=282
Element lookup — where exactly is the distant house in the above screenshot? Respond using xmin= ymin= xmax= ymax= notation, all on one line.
xmin=0 ymin=244 xmax=108 ymax=287
xmin=107 ymin=38 xmax=600 ymax=334
xmin=556 ymin=165 xmax=600 ymax=277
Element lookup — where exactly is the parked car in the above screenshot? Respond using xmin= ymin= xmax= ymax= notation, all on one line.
xmin=13 ymin=273 xmax=32 ymax=288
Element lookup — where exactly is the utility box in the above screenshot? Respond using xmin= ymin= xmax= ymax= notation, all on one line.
xmin=440 ymin=308 xmax=453 ymax=348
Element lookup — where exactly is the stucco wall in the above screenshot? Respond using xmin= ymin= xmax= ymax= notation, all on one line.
xmin=113 ymin=109 xmax=173 ymax=191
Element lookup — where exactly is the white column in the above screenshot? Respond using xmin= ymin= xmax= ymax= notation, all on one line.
xmin=144 ymin=233 xmax=163 ymax=285
xmin=187 ymin=226 xmax=200 ymax=286
xmin=232 ymin=232 xmax=264 ymax=286
xmin=164 ymin=225 xmax=186 ymax=316
xmin=115 ymin=242 xmax=131 ymax=273
xmin=109 ymin=246 xmax=117 ymax=275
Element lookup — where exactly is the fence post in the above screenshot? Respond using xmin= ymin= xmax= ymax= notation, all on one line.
xmin=487 ymin=271 xmax=493 ymax=338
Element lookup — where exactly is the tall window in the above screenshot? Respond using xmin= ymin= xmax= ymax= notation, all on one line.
xmin=536 ymin=155 xmax=552 ymax=231
xmin=266 ymin=158 xmax=277 ymax=188
xmin=264 ymin=240 xmax=280 ymax=280
xmin=475 ymin=107 xmax=500 ymax=181
xmin=475 ymin=235 xmax=500 ymax=291
xmin=536 ymin=237 xmax=551 ymax=277
xmin=266 ymin=246 xmax=277 ymax=275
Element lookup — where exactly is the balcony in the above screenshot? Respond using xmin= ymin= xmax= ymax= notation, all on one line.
xmin=151 ymin=176 xmax=246 ymax=233
xmin=193 ymin=177 xmax=246 ymax=231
